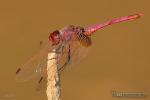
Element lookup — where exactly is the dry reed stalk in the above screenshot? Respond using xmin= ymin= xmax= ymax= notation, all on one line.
xmin=46 ymin=49 xmax=61 ymax=100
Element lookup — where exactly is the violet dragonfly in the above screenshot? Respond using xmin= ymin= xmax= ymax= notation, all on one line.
xmin=16 ymin=13 xmax=143 ymax=86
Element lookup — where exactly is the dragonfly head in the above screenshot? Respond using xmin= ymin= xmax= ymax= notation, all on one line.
xmin=49 ymin=30 xmax=61 ymax=45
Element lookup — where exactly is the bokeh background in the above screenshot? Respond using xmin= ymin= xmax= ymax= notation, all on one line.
xmin=0 ymin=0 xmax=149 ymax=100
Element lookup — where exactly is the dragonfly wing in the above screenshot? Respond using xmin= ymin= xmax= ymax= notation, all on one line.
xmin=15 ymin=41 xmax=52 ymax=82
xmin=69 ymin=40 xmax=91 ymax=67
xmin=57 ymin=39 xmax=91 ymax=72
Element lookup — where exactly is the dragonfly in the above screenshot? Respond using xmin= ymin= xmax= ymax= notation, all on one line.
xmin=15 ymin=13 xmax=143 ymax=86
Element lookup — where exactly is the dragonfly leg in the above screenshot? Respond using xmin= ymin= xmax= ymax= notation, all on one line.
xmin=58 ymin=44 xmax=71 ymax=72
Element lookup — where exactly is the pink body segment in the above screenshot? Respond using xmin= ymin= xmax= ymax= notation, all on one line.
xmin=84 ymin=13 xmax=143 ymax=36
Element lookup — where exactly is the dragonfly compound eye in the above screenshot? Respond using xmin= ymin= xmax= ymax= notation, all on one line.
xmin=49 ymin=30 xmax=61 ymax=45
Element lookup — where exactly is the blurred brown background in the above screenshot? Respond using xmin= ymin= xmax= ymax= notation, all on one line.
xmin=0 ymin=0 xmax=149 ymax=100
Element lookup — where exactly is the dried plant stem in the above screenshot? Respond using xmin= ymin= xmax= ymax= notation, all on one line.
xmin=46 ymin=49 xmax=61 ymax=100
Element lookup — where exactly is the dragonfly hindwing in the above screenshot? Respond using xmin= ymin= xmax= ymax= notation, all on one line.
xmin=76 ymin=32 xmax=92 ymax=47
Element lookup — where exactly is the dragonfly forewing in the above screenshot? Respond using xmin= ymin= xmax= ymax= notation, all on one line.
xmin=15 ymin=41 xmax=52 ymax=82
